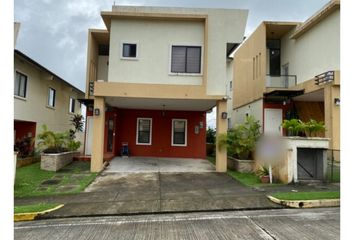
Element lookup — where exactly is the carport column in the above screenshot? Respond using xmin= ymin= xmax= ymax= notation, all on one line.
xmin=216 ymin=100 xmax=227 ymax=172
xmin=91 ymin=97 xmax=105 ymax=172
xmin=324 ymin=84 xmax=340 ymax=161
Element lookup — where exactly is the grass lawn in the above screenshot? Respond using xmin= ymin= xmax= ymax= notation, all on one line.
xmin=15 ymin=161 xmax=97 ymax=198
xmin=206 ymin=155 xmax=282 ymax=187
xmin=271 ymin=191 xmax=340 ymax=201
xmin=14 ymin=203 xmax=60 ymax=214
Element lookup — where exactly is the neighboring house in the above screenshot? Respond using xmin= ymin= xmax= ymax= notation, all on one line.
xmin=230 ymin=0 xmax=340 ymax=160
xmin=83 ymin=5 xmax=248 ymax=172
xmin=14 ymin=49 xmax=85 ymax=148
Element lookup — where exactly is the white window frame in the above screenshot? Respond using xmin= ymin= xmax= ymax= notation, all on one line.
xmin=47 ymin=87 xmax=56 ymax=109
xmin=121 ymin=41 xmax=139 ymax=60
xmin=169 ymin=44 xmax=203 ymax=76
xmin=171 ymin=119 xmax=188 ymax=147
xmin=69 ymin=97 xmax=75 ymax=114
xmin=136 ymin=118 xmax=152 ymax=145
xmin=14 ymin=70 xmax=28 ymax=100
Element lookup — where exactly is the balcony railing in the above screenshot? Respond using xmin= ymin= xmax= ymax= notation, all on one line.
xmin=266 ymin=75 xmax=297 ymax=88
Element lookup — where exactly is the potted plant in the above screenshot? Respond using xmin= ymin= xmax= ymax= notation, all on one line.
xmin=282 ymin=119 xmax=305 ymax=136
xmin=256 ymin=165 xmax=270 ymax=183
xmin=303 ymin=119 xmax=325 ymax=137
xmin=218 ymin=116 xmax=261 ymax=172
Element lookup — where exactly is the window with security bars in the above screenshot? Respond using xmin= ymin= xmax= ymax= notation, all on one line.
xmin=172 ymin=119 xmax=187 ymax=146
xmin=14 ymin=71 xmax=27 ymax=98
xmin=137 ymin=118 xmax=152 ymax=144
xmin=171 ymin=46 xmax=201 ymax=74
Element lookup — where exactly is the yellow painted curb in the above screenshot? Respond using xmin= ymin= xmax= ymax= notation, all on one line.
xmin=267 ymin=195 xmax=340 ymax=208
xmin=14 ymin=204 xmax=64 ymax=222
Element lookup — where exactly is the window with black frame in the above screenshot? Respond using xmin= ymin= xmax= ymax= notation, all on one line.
xmin=267 ymin=39 xmax=281 ymax=76
xmin=172 ymin=119 xmax=187 ymax=146
xmin=137 ymin=118 xmax=152 ymax=145
xmin=171 ymin=46 xmax=201 ymax=74
xmin=14 ymin=71 xmax=27 ymax=98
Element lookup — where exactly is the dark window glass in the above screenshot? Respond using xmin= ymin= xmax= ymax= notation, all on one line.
xmin=69 ymin=98 xmax=75 ymax=113
xmin=173 ymin=120 xmax=186 ymax=145
xmin=269 ymin=49 xmax=281 ymax=75
xmin=122 ymin=43 xmax=137 ymax=58
xmin=137 ymin=119 xmax=151 ymax=144
xmin=14 ymin=71 xmax=27 ymax=98
xmin=48 ymin=88 xmax=56 ymax=107
xmin=107 ymin=119 xmax=114 ymax=152
xmin=171 ymin=46 xmax=201 ymax=73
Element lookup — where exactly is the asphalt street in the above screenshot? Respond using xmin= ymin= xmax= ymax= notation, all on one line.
xmin=14 ymin=207 xmax=339 ymax=240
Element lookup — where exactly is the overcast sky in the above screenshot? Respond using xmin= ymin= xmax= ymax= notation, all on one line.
xmin=14 ymin=0 xmax=330 ymax=128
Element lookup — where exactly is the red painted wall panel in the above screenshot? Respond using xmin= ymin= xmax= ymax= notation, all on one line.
xmin=14 ymin=120 xmax=37 ymax=141
xmin=87 ymin=108 xmax=207 ymax=159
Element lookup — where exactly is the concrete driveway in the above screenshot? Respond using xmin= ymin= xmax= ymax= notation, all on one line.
xmin=104 ymin=157 xmax=215 ymax=173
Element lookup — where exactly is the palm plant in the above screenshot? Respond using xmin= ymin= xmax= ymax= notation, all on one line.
xmin=36 ymin=125 xmax=69 ymax=153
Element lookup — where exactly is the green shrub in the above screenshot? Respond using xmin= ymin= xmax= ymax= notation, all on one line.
xmin=218 ymin=116 xmax=261 ymax=160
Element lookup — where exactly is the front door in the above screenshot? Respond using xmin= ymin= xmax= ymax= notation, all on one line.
xmin=106 ymin=116 xmax=116 ymax=154
xmin=264 ymin=108 xmax=283 ymax=135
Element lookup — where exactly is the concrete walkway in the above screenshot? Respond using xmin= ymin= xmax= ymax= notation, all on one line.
xmin=15 ymin=172 xmax=282 ymax=219
xmin=104 ymin=157 xmax=216 ymax=173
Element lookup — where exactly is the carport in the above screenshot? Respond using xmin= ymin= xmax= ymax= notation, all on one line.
xmin=104 ymin=157 xmax=215 ymax=173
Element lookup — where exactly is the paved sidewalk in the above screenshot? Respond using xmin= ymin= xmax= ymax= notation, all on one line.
xmin=15 ymin=172 xmax=282 ymax=218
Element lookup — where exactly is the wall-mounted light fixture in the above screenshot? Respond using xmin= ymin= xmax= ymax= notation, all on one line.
xmin=334 ymin=98 xmax=340 ymax=106
xmin=94 ymin=108 xmax=100 ymax=116
xmin=221 ymin=112 xmax=228 ymax=119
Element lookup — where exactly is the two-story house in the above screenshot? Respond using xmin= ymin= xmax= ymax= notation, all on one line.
xmin=230 ymin=0 xmax=340 ymax=160
xmin=14 ymin=50 xmax=85 ymax=149
xmin=83 ymin=6 xmax=248 ymax=172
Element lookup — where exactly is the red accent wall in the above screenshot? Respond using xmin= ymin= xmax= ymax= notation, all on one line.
xmin=85 ymin=108 xmax=207 ymax=159
xmin=114 ymin=109 xmax=206 ymax=159
xmin=14 ymin=120 xmax=37 ymax=142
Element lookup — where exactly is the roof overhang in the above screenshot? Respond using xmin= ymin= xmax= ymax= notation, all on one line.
xmin=290 ymin=0 xmax=340 ymax=39
xmin=101 ymin=11 xmax=206 ymax=30
xmin=264 ymin=21 xmax=300 ymax=39
xmin=264 ymin=89 xmax=304 ymax=102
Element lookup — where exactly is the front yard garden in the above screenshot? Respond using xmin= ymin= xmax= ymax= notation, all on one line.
xmin=15 ymin=161 xmax=97 ymax=198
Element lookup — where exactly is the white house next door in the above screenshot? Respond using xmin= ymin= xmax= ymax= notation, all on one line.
xmin=264 ymin=108 xmax=283 ymax=136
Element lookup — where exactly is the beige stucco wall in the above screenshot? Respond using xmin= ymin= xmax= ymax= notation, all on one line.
xmin=232 ymin=23 xmax=266 ymax=109
xmin=108 ymin=19 xmax=204 ymax=86
xmin=232 ymin=99 xmax=263 ymax=130
xmin=280 ymin=9 xmax=340 ymax=83
xmin=14 ymin=55 xmax=84 ymax=137
xmin=92 ymin=6 xmax=248 ymax=98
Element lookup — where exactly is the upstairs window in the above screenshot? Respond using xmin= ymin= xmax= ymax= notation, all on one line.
xmin=122 ymin=43 xmax=137 ymax=58
xmin=69 ymin=97 xmax=75 ymax=113
xmin=48 ymin=87 xmax=56 ymax=108
xmin=172 ymin=119 xmax=187 ymax=146
xmin=136 ymin=118 xmax=152 ymax=145
xmin=171 ymin=46 xmax=201 ymax=74
xmin=14 ymin=71 xmax=27 ymax=98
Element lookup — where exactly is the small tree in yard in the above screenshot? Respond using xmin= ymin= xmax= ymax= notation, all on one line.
xmin=69 ymin=114 xmax=84 ymax=140
xmin=218 ymin=116 xmax=261 ymax=160
xmin=206 ymin=127 xmax=216 ymax=144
